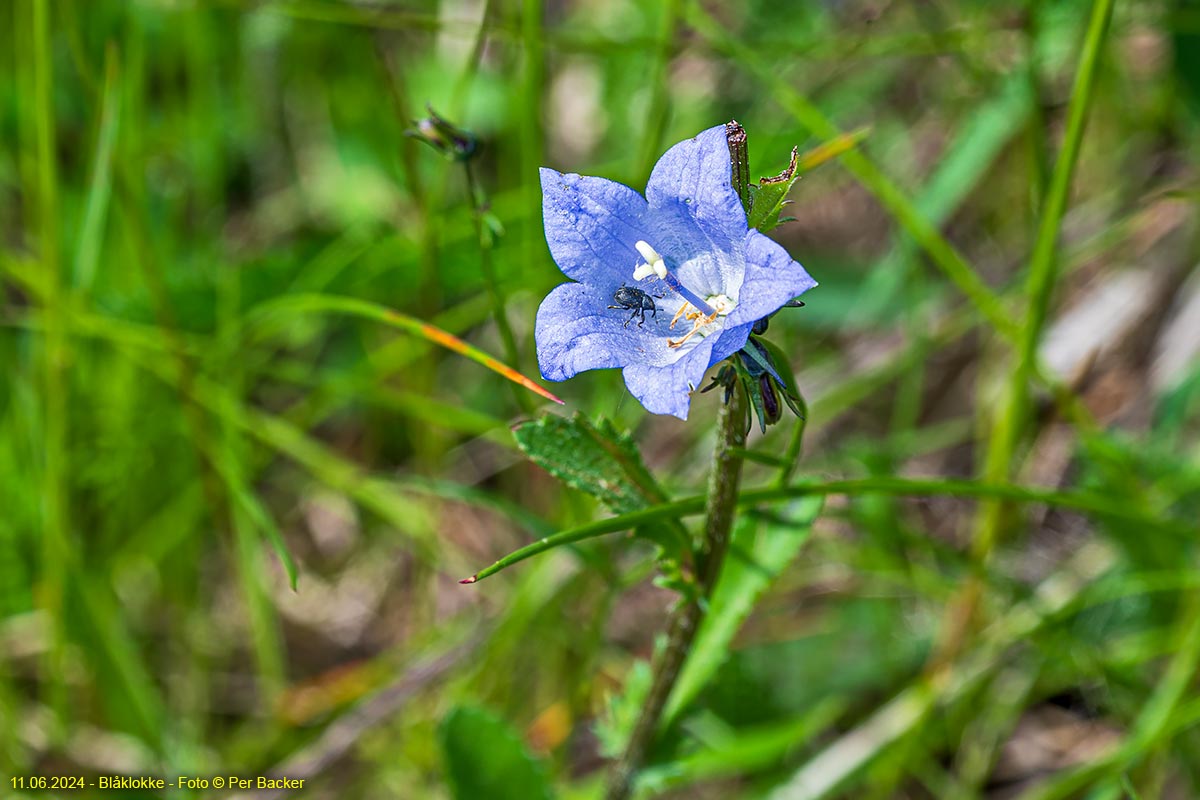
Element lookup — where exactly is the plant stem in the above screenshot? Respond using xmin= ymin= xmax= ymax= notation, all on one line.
xmin=605 ymin=386 xmax=747 ymax=800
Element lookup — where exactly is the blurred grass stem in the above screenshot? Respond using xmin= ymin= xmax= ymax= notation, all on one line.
xmin=464 ymin=160 xmax=530 ymax=412
xmin=31 ymin=0 xmax=70 ymax=737
xmin=933 ymin=0 xmax=1115 ymax=671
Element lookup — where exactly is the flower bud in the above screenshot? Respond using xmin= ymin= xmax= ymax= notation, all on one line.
xmin=406 ymin=105 xmax=479 ymax=162
xmin=759 ymin=372 xmax=782 ymax=425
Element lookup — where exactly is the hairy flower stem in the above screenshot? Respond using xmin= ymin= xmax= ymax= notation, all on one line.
xmin=605 ymin=386 xmax=747 ymax=800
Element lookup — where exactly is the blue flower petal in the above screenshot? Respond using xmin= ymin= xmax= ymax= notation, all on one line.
xmin=540 ymin=168 xmax=651 ymax=284
xmin=708 ymin=321 xmax=755 ymax=368
xmin=622 ymin=333 xmax=721 ymax=420
xmin=535 ymin=281 xmax=662 ymax=381
xmin=647 ymin=203 xmax=742 ymax=301
xmin=725 ymin=230 xmax=818 ymax=327
xmin=645 ymin=125 xmax=747 ymax=262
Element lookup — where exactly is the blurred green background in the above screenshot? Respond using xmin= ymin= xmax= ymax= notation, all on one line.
xmin=3 ymin=0 xmax=1200 ymax=798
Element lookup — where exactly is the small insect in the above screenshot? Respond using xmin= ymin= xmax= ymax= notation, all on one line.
xmin=608 ymin=284 xmax=658 ymax=328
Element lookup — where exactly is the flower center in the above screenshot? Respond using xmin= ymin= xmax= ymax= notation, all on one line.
xmin=631 ymin=240 xmax=725 ymax=317
xmin=666 ymin=294 xmax=734 ymax=349
xmin=630 ymin=241 xmax=737 ymax=350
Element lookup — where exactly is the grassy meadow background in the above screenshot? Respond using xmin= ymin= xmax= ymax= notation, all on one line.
xmin=3 ymin=0 xmax=1200 ymax=797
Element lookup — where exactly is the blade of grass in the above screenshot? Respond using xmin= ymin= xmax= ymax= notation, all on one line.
xmin=779 ymin=73 xmax=1033 ymax=480
xmin=256 ymin=353 xmax=513 ymax=443
xmin=639 ymin=700 xmax=846 ymax=793
xmin=519 ymin=0 xmax=545 ymax=303
xmin=73 ymin=44 xmax=121 ymax=293
xmin=1016 ymin=590 xmax=1200 ymax=800
xmin=263 ymin=0 xmax=993 ymax=60
xmin=258 ymin=293 xmax=495 ymax=431
xmin=768 ymin=542 xmax=1116 ymax=800
xmin=461 ymin=476 xmax=1190 ymax=583
xmin=229 ymin=503 xmax=288 ymax=697
xmin=30 ymin=0 xmax=70 ymax=739
xmin=937 ymin=0 xmax=1117 ymax=672
xmin=212 ymin=158 xmax=291 ymax=696
xmin=635 ymin=0 xmax=683 ymax=181
xmin=70 ymin=572 xmax=167 ymax=751
xmin=974 ymin=0 xmax=1116 ymax=561
xmin=855 ymin=72 xmax=1033 ymax=322
xmin=243 ymin=293 xmax=563 ymax=405
xmin=6 ymin=306 xmax=498 ymax=566
xmin=661 ymin=496 xmax=824 ymax=728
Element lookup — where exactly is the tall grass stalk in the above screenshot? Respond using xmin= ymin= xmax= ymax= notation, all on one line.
xmin=937 ymin=0 xmax=1116 ymax=669
xmin=31 ymin=0 xmax=70 ymax=738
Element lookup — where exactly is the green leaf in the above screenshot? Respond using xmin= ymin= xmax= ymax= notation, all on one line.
xmin=510 ymin=413 xmax=692 ymax=586
xmin=662 ymin=496 xmax=824 ymax=727
xmin=440 ymin=706 xmax=553 ymax=800
xmin=73 ymin=46 xmax=121 ymax=292
xmin=747 ymin=147 xmax=801 ymax=232
xmin=512 ymin=413 xmax=667 ymax=514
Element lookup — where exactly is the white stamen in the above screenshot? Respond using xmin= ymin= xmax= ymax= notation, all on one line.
xmin=632 ymin=263 xmax=657 ymax=281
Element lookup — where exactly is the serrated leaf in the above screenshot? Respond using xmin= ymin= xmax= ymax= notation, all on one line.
xmin=662 ymin=496 xmax=824 ymax=727
xmin=441 ymin=706 xmax=553 ymax=800
xmin=512 ymin=413 xmax=690 ymax=581
xmin=513 ymin=413 xmax=666 ymax=514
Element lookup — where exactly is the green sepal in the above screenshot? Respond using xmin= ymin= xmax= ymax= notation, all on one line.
xmin=731 ymin=355 xmax=770 ymax=434
xmin=746 ymin=147 xmax=800 ymax=232
xmin=732 ymin=338 xmax=808 ymax=432
xmin=755 ymin=337 xmax=807 ymax=420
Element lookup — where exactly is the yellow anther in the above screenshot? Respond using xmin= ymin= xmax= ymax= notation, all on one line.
xmin=667 ymin=310 xmax=719 ymax=348
xmin=670 ymin=303 xmax=691 ymax=330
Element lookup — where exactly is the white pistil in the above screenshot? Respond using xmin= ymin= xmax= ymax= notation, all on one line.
xmin=632 ymin=263 xmax=657 ymax=281
xmin=633 ymin=240 xmax=668 ymax=280
xmin=630 ymin=241 xmax=733 ymax=349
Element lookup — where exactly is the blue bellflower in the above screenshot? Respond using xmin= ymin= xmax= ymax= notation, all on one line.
xmin=535 ymin=125 xmax=817 ymax=419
